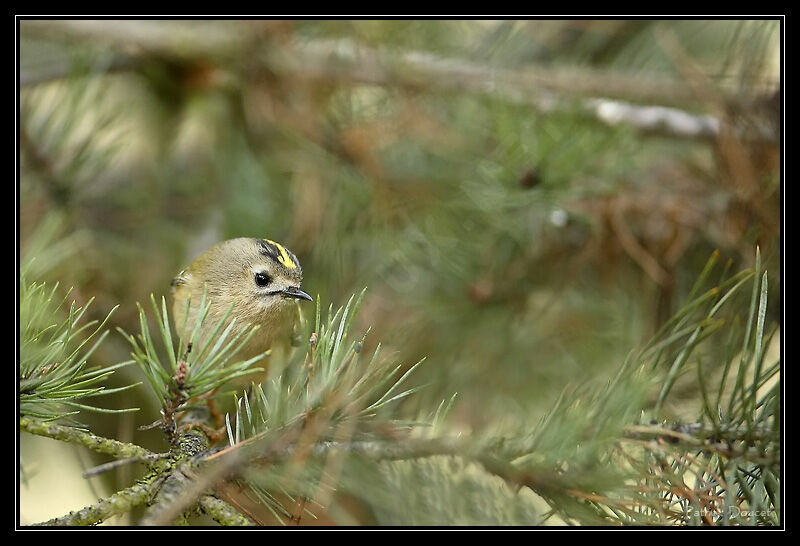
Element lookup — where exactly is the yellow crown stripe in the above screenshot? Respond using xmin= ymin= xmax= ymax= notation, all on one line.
xmin=266 ymin=239 xmax=297 ymax=269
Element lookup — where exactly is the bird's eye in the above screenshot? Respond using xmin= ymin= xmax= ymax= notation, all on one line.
xmin=254 ymin=272 xmax=272 ymax=287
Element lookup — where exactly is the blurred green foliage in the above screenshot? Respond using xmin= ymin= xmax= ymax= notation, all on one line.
xmin=19 ymin=19 xmax=780 ymax=525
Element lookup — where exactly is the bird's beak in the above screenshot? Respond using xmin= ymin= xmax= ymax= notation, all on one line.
xmin=282 ymin=286 xmax=313 ymax=302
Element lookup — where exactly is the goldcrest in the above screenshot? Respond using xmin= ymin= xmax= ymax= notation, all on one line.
xmin=170 ymin=237 xmax=312 ymax=386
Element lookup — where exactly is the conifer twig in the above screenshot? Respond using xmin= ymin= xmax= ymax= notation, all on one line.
xmin=82 ymin=453 xmax=172 ymax=478
xmin=139 ymin=430 xmax=213 ymax=526
xmin=20 ymin=417 xmax=152 ymax=460
xmin=267 ymin=38 xmax=774 ymax=143
xmin=198 ymin=495 xmax=254 ymax=526
xmin=140 ymin=464 xmax=200 ymax=526
xmin=20 ymin=21 xmax=777 ymax=143
xmin=32 ymin=479 xmax=159 ymax=526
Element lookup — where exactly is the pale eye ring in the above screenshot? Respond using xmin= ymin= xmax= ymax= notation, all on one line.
xmin=254 ymin=272 xmax=272 ymax=287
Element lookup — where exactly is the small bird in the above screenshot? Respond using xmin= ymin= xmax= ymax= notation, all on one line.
xmin=170 ymin=237 xmax=313 ymax=386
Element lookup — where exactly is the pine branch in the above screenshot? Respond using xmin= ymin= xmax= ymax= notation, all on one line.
xmin=22 ymin=21 xmax=773 ymax=106
xmin=82 ymin=453 xmax=173 ymax=479
xmin=20 ymin=417 xmax=153 ymax=461
xmin=118 ymin=293 xmax=266 ymax=422
xmin=19 ymin=276 xmax=139 ymax=422
xmin=17 ymin=236 xmax=779 ymax=526
xmin=198 ymin=495 xmax=254 ymax=526
xmin=20 ymin=21 xmax=777 ymax=143
xmin=31 ymin=478 xmax=159 ymax=526
xmin=139 ymin=463 xmax=200 ymax=526
xmin=137 ymin=429 xmax=216 ymax=526
xmin=20 ymin=20 xmax=259 ymax=62
xmin=267 ymin=38 xmax=775 ymax=143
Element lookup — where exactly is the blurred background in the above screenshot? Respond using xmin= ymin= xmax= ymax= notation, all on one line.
xmin=18 ymin=19 xmax=781 ymax=524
